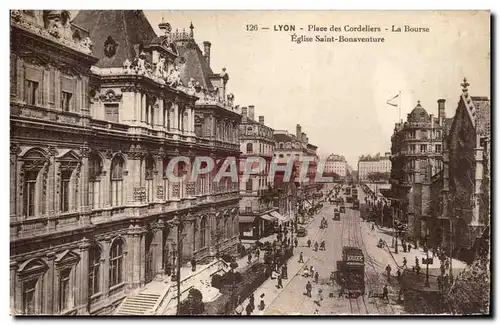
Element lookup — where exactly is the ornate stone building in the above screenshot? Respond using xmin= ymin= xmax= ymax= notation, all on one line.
xmin=441 ymin=79 xmax=490 ymax=257
xmin=325 ymin=154 xmax=348 ymax=179
xmin=10 ymin=10 xmax=240 ymax=316
xmin=389 ymin=100 xmax=452 ymax=246
xmin=238 ymin=107 xmax=281 ymax=240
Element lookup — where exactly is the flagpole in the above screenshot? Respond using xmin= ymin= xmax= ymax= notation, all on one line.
xmin=398 ymin=90 xmax=402 ymax=122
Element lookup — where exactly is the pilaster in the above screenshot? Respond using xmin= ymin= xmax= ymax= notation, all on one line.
xmin=44 ymin=252 xmax=56 ymax=315
xmin=10 ymin=261 xmax=18 ymax=314
xmin=153 ymin=220 xmax=164 ymax=276
xmin=80 ymin=145 xmax=90 ymax=214
xmin=76 ymin=238 xmax=90 ymax=314
xmin=134 ymin=91 xmax=141 ymax=122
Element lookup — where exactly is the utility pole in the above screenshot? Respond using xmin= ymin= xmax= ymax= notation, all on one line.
xmin=167 ymin=212 xmax=186 ymax=316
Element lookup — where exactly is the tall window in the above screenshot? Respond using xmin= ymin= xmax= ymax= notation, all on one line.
xmin=89 ymin=246 xmax=101 ymax=296
xmin=88 ymin=153 xmax=102 ymax=209
xmin=200 ymin=217 xmax=207 ymax=248
xmin=435 ymin=144 xmax=442 ymax=153
xmin=61 ymin=91 xmax=72 ymax=112
xmin=23 ymin=170 xmax=38 ymax=217
xmin=246 ymin=180 xmax=252 ymax=192
xmin=109 ymin=239 xmax=124 ymax=287
xmin=22 ymin=279 xmax=37 ymax=314
xmin=110 ymin=156 xmax=124 ymax=206
xmin=104 ymin=104 xmax=119 ymax=123
xmin=246 ymin=143 xmax=253 ymax=154
xmin=60 ymin=170 xmax=72 ymax=212
xmin=59 ymin=268 xmax=71 ymax=311
xmin=420 ymin=144 xmax=427 ymax=153
xmin=25 ymin=80 xmax=39 ymax=105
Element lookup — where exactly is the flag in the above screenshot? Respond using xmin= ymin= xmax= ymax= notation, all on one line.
xmin=386 ymin=93 xmax=400 ymax=107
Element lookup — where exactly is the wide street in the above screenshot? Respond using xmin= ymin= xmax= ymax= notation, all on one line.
xmin=251 ymin=187 xmax=405 ymax=315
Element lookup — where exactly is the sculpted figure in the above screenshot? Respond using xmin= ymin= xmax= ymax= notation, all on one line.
xmin=137 ymin=51 xmax=146 ymax=73
xmin=82 ymin=36 xmax=93 ymax=50
xmin=167 ymin=65 xmax=181 ymax=87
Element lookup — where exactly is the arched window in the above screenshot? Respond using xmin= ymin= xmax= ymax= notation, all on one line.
xmin=22 ymin=149 xmax=48 ymax=217
xmin=109 ymin=239 xmax=124 ymax=287
xmin=200 ymin=217 xmax=207 ymax=248
xmin=246 ymin=142 xmax=253 ymax=154
xmin=89 ymin=246 xmax=101 ymax=296
xmin=110 ymin=156 xmax=125 ymax=206
xmin=88 ymin=152 xmax=102 ymax=209
xmin=279 ymin=142 xmax=284 ymax=149
xmin=145 ymin=156 xmax=155 ymax=202
xmin=225 ymin=216 xmax=231 ymax=239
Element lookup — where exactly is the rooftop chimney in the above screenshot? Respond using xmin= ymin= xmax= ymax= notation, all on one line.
xmin=248 ymin=105 xmax=255 ymax=120
xmin=296 ymin=124 xmax=302 ymax=141
xmin=438 ymin=99 xmax=446 ymax=119
xmin=241 ymin=107 xmax=248 ymax=116
xmin=259 ymin=116 xmax=265 ymax=124
xmin=203 ymin=41 xmax=211 ymax=67
xmin=302 ymin=132 xmax=307 ymax=144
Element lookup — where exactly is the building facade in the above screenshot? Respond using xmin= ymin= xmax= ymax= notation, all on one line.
xmin=324 ymin=154 xmax=347 ymax=178
xmin=440 ymin=79 xmax=490 ymax=257
xmin=238 ymin=107 xmax=278 ymax=240
xmin=389 ymin=100 xmax=451 ymax=246
xmin=10 ymin=10 xmax=240 ymax=315
xmin=358 ymin=153 xmax=391 ymax=182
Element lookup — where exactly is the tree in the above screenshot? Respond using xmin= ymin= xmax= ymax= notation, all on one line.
xmin=444 ymin=256 xmax=490 ymax=314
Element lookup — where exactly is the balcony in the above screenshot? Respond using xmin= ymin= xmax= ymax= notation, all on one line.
xmin=11 ymin=102 xmax=86 ymax=127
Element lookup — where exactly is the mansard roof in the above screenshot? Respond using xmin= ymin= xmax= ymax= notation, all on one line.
xmin=176 ymin=38 xmax=215 ymax=91
xmin=72 ymin=10 xmax=157 ymax=68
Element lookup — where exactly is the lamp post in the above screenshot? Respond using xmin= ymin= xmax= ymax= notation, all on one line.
xmin=425 ymin=227 xmax=430 ymax=287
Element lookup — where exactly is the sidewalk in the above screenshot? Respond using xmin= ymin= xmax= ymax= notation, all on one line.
xmin=362 ymin=221 xmax=467 ymax=273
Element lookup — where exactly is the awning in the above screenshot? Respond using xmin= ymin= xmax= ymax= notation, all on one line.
xmin=238 ymin=216 xmax=256 ymax=223
xmin=260 ymin=214 xmax=276 ymax=222
xmin=270 ymin=211 xmax=289 ymax=223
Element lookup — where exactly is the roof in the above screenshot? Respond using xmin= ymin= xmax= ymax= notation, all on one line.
xmin=471 ymin=96 xmax=490 ymax=138
xmin=176 ymin=38 xmax=215 ymax=91
xmin=408 ymin=101 xmax=429 ymax=120
xmin=72 ymin=10 xmax=157 ymax=68
xmin=274 ymin=133 xmax=293 ymax=142
xmin=342 ymin=246 xmax=363 ymax=256
xmin=327 ymin=154 xmax=346 ymax=162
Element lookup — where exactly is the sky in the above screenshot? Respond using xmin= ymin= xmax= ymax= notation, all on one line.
xmin=73 ymin=10 xmax=490 ymax=167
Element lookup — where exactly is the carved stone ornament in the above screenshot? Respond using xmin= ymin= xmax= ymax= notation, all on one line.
xmin=47 ymin=145 xmax=58 ymax=157
xmin=104 ymin=36 xmax=118 ymax=58
xmin=10 ymin=143 xmax=21 ymax=155
xmin=99 ymin=90 xmax=123 ymax=102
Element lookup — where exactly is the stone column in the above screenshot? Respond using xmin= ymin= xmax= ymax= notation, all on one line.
xmin=141 ymin=94 xmax=147 ymax=125
xmin=187 ymin=107 xmax=193 ymax=134
xmin=153 ymin=220 xmax=164 ymax=276
xmin=139 ymin=231 xmax=146 ymax=286
xmin=79 ymin=146 xmax=90 ymax=214
xmin=101 ymin=237 xmax=111 ymax=299
xmin=76 ymin=238 xmax=90 ymax=314
xmin=173 ymin=102 xmax=179 ymax=131
xmin=101 ymin=159 xmax=111 ymax=208
xmin=134 ymin=91 xmax=142 ymax=122
xmin=44 ymin=252 xmax=56 ymax=315
xmin=157 ymin=98 xmax=164 ymax=129
xmin=127 ymin=225 xmax=142 ymax=289
xmin=10 ymin=261 xmax=18 ymax=314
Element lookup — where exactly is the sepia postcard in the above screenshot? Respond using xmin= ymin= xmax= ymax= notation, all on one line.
xmin=9 ymin=9 xmax=491 ymax=316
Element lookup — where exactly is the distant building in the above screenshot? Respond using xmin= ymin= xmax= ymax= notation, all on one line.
xmin=238 ymin=107 xmax=279 ymax=240
xmin=324 ymin=154 xmax=347 ymax=178
xmin=358 ymin=153 xmax=391 ymax=182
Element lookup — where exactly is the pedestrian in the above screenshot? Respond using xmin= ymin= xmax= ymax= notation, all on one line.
xmin=385 ymin=264 xmax=392 ymax=278
xmin=407 ymin=243 xmax=411 ymax=252
xmin=315 ymin=289 xmax=324 ymax=306
xmin=282 ymin=263 xmax=288 ymax=279
xmin=382 ymin=285 xmax=389 ymax=301
xmin=245 ymin=302 xmax=253 ymax=315
xmin=255 ymin=248 xmax=260 ymax=260
xmin=415 ymin=256 xmax=419 ymax=268
xmin=372 ymin=224 xmax=375 ymax=231
xmin=306 ymin=281 xmax=312 ymax=297
xmin=294 ymin=238 xmax=298 ymax=248
xmin=191 ymin=258 xmax=197 ymax=272
xmin=259 ymin=294 xmax=266 ymax=310
xmin=314 ymin=271 xmax=319 ymax=283
xmin=330 ymin=271 xmax=335 ymax=285
xmin=314 ymin=241 xmax=319 ymax=252
xmin=437 ymin=275 xmax=442 ymax=290
xmin=402 ymin=257 xmax=407 ymax=268
xmin=276 ymin=275 xmax=283 ymax=289
xmin=445 ymin=258 xmax=450 ymax=270
xmin=299 ymin=252 xmax=304 ymax=263
xmin=249 ymin=293 xmax=255 ymax=308
xmin=396 ymin=269 xmax=401 ymax=282
xmin=248 ymin=252 xmax=252 ymax=264
xmin=307 ymin=239 xmax=312 ymax=248
xmin=310 ymin=265 xmax=315 ymax=276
